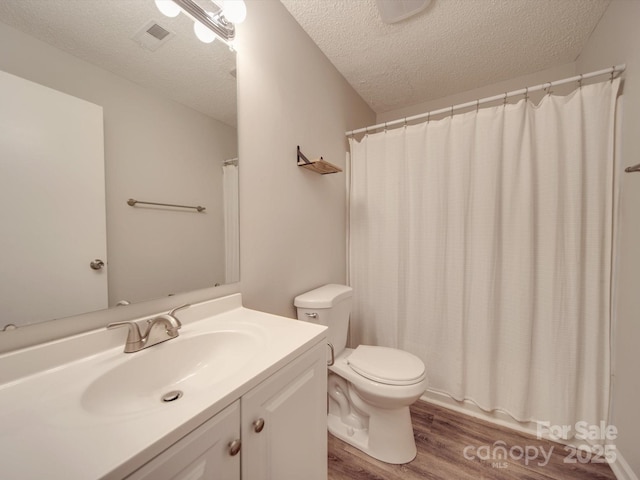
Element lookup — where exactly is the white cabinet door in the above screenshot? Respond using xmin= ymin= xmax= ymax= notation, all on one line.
xmin=241 ymin=342 xmax=327 ymax=480
xmin=0 ymin=70 xmax=107 ymax=327
xmin=126 ymin=401 xmax=241 ymax=480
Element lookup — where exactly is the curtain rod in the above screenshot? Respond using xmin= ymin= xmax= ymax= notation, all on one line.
xmin=345 ymin=64 xmax=626 ymax=137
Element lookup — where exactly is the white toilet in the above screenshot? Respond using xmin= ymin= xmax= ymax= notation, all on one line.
xmin=295 ymin=284 xmax=427 ymax=464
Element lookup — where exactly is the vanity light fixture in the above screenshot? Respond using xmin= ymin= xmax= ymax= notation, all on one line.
xmin=154 ymin=0 xmax=246 ymax=46
xmin=154 ymin=0 xmax=181 ymax=17
xmin=219 ymin=0 xmax=246 ymax=24
xmin=193 ymin=11 xmax=217 ymax=43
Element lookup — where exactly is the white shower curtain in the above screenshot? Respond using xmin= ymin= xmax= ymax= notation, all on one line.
xmin=223 ymin=162 xmax=239 ymax=284
xmin=349 ymin=79 xmax=620 ymax=432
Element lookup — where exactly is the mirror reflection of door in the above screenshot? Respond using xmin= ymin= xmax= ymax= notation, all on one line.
xmin=0 ymin=70 xmax=108 ymax=327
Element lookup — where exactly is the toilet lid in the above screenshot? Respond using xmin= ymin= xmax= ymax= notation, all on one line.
xmin=347 ymin=345 xmax=425 ymax=386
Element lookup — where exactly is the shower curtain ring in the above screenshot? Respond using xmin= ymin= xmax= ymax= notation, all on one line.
xmin=427 ymin=112 xmax=430 ymax=123
xmin=524 ymin=87 xmax=529 ymax=101
xmin=611 ymin=66 xmax=615 ymax=82
xmin=384 ymin=122 xmax=388 ymax=132
xmin=450 ymin=106 xmax=454 ymax=118
xmin=503 ymin=92 xmax=508 ymax=106
xmin=403 ymin=118 xmax=407 ymax=128
xmin=578 ymin=74 xmax=583 ymax=89
xmin=476 ymin=99 xmax=480 ymax=113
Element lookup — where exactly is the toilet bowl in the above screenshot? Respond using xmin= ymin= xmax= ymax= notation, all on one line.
xmin=294 ymin=284 xmax=427 ymax=464
xmin=328 ymin=347 xmax=427 ymax=463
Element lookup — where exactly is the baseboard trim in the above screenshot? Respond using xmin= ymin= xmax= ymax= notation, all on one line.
xmin=609 ymin=450 xmax=639 ymax=480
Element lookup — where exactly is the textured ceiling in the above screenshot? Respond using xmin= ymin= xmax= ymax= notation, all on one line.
xmin=280 ymin=0 xmax=610 ymax=114
xmin=0 ymin=0 xmax=237 ymax=126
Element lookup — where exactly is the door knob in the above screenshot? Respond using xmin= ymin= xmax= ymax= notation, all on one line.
xmin=90 ymin=259 xmax=105 ymax=270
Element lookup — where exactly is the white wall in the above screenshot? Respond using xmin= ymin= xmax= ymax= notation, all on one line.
xmin=576 ymin=1 xmax=640 ymax=476
xmin=0 ymin=21 xmax=237 ymax=307
xmin=236 ymin=0 xmax=375 ymax=318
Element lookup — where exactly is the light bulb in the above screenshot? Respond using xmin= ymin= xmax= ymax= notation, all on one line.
xmin=154 ymin=0 xmax=181 ymax=17
xmin=222 ymin=0 xmax=246 ymax=24
xmin=194 ymin=16 xmax=216 ymax=43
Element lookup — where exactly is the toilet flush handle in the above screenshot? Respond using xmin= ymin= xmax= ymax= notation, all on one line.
xmin=305 ymin=312 xmax=318 ymax=319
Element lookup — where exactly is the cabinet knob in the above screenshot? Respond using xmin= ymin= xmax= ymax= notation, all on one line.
xmin=228 ymin=439 xmax=241 ymax=456
xmin=90 ymin=259 xmax=105 ymax=270
xmin=253 ymin=418 xmax=265 ymax=433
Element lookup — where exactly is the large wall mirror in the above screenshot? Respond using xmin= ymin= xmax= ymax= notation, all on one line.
xmin=0 ymin=0 xmax=238 ymax=333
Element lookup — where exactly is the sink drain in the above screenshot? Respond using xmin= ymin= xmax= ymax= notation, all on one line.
xmin=161 ymin=390 xmax=183 ymax=403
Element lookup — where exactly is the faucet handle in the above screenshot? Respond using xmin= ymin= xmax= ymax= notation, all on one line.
xmin=168 ymin=304 xmax=191 ymax=327
xmin=169 ymin=304 xmax=191 ymax=316
xmin=107 ymin=321 xmax=142 ymax=343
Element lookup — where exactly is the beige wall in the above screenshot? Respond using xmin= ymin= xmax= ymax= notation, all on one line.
xmin=0 ymin=21 xmax=237 ymax=307
xmin=235 ymin=0 xmax=375 ymax=318
xmin=576 ymin=0 xmax=640 ymax=476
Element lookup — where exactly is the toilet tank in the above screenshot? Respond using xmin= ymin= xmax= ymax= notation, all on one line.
xmin=294 ymin=284 xmax=353 ymax=355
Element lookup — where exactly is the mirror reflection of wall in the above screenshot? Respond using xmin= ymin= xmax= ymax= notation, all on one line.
xmin=0 ymin=0 xmax=238 ymax=329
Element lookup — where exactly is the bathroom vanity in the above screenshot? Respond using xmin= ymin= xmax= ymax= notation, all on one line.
xmin=0 ymin=294 xmax=328 ymax=479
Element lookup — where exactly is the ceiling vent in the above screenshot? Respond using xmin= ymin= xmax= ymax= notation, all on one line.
xmin=132 ymin=20 xmax=175 ymax=52
xmin=375 ymin=0 xmax=431 ymax=24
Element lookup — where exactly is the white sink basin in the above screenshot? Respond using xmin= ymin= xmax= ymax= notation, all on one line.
xmin=82 ymin=330 xmax=262 ymax=415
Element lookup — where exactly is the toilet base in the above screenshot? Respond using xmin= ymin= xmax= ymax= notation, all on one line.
xmin=327 ymin=404 xmax=417 ymax=464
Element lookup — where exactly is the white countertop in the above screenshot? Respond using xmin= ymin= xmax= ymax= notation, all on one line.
xmin=0 ymin=294 xmax=326 ymax=479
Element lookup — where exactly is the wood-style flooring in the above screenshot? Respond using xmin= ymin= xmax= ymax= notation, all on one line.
xmin=328 ymin=400 xmax=616 ymax=480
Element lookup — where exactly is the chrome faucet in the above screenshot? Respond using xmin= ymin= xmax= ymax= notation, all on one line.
xmin=107 ymin=304 xmax=191 ymax=353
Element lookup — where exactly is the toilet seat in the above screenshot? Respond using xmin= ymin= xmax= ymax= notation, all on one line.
xmin=347 ymin=345 xmax=425 ymax=386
